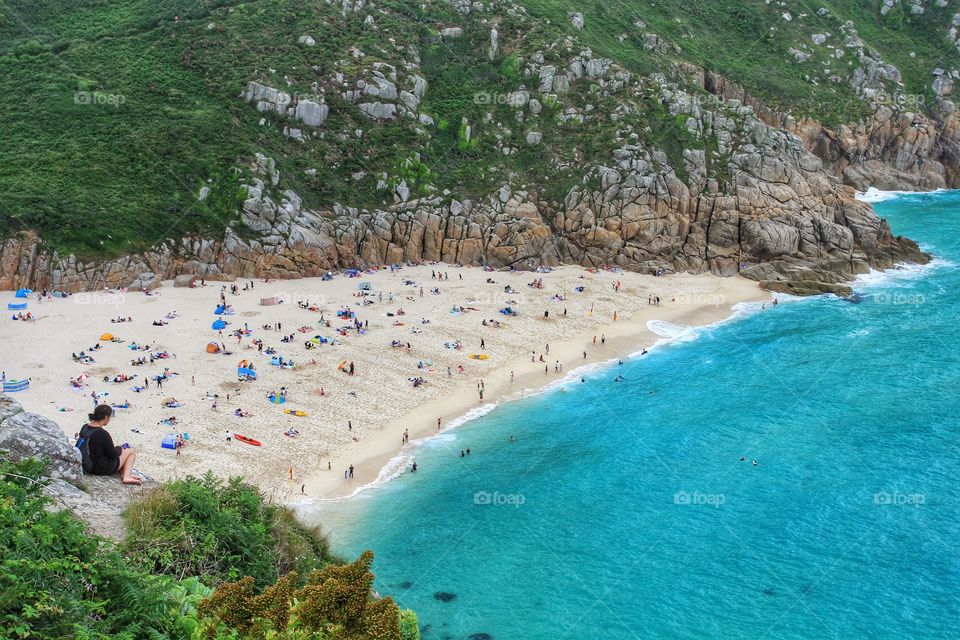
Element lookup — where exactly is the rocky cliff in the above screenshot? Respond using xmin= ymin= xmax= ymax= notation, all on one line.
xmin=2 ymin=0 xmax=952 ymax=292
xmin=0 ymin=393 xmax=150 ymax=540
xmin=0 ymin=85 xmax=930 ymax=292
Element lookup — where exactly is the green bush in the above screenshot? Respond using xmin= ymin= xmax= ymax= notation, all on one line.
xmin=123 ymin=472 xmax=336 ymax=588
xmin=0 ymin=456 xmax=173 ymax=639
xmin=0 ymin=458 xmax=414 ymax=640
xmin=196 ymin=551 xmax=414 ymax=640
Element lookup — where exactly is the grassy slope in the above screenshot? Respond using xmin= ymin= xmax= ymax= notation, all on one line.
xmin=0 ymin=0 xmax=957 ymax=257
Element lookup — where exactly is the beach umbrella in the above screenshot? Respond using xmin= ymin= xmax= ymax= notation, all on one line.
xmin=212 ymin=319 xmax=227 ymax=330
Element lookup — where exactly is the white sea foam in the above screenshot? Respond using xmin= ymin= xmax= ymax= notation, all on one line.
xmin=646 ymin=319 xmax=699 ymax=342
xmin=314 ymin=308 xmax=778 ymax=503
xmin=853 ymin=257 xmax=954 ymax=289
xmin=855 ymin=187 xmax=917 ymax=203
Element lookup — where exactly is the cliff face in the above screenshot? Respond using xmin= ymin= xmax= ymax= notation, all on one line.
xmin=0 ymin=79 xmax=930 ymax=293
xmin=3 ymin=0 xmax=950 ymax=291
xmin=0 ymin=150 xmax=926 ymax=294
xmin=793 ymin=107 xmax=960 ymax=191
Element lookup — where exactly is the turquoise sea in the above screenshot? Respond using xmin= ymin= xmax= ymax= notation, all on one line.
xmin=309 ymin=191 xmax=960 ymax=639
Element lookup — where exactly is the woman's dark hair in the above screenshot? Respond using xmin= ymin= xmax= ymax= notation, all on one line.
xmin=88 ymin=404 xmax=113 ymax=422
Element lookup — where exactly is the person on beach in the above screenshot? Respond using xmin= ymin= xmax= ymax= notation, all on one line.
xmin=349 ymin=465 xmax=355 ymax=478
xmin=80 ymin=405 xmax=141 ymax=485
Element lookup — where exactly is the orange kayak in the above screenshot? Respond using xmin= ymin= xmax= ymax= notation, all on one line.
xmin=234 ymin=434 xmax=261 ymax=446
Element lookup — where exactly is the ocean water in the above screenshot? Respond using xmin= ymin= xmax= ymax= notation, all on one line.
xmin=309 ymin=191 xmax=960 ymax=639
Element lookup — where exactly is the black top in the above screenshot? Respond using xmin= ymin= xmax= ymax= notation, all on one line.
xmin=87 ymin=426 xmax=121 ymax=475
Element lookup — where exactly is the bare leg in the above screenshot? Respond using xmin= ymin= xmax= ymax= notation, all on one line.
xmin=119 ymin=448 xmax=141 ymax=485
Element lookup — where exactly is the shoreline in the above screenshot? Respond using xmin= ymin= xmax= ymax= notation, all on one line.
xmin=0 ymin=264 xmax=767 ymax=502
xmin=296 ymin=276 xmax=769 ymax=502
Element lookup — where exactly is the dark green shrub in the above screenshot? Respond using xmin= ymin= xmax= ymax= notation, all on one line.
xmin=123 ymin=472 xmax=335 ymax=588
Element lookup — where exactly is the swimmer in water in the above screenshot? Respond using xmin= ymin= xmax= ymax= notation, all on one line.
xmin=752 ymin=459 xmax=758 ymax=466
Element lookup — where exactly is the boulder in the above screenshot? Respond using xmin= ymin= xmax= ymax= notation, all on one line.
xmin=759 ymin=280 xmax=854 ymax=297
xmin=44 ymin=478 xmax=129 ymax=541
xmin=295 ymin=99 xmax=329 ymax=127
xmin=129 ymin=271 xmax=161 ymax=290
xmin=0 ymin=406 xmax=83 ymax=485
xmin=173 ymin=274 xmax=196 ymax=287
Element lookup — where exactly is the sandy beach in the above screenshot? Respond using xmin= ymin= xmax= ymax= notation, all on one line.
xmin=0 ymin=265 xmax=767 ymax=500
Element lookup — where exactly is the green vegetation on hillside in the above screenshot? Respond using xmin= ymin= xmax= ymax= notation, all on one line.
xmin=0 ymin=456 xmax=418 ymax=640
xmin=123 ymin=472 xmax=335 ymax=588
xmin=1 ymin=0 xmax=957 ymax=257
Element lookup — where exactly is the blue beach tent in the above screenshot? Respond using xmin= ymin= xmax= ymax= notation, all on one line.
xmin=212 ymin=318 xmax=227 ymax=330
xmin=2 ymin=379 xmax=29 ymax=392
xmin=15 ymin=288 xmax=31 ymax=298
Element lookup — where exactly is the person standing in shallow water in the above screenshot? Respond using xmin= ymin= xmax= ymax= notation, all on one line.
xmin=82 ymin=405 xmax=141 ymax=485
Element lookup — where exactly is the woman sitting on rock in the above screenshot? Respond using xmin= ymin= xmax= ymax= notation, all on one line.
xmin=83 ymin=405 xmax=141 ymax=485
